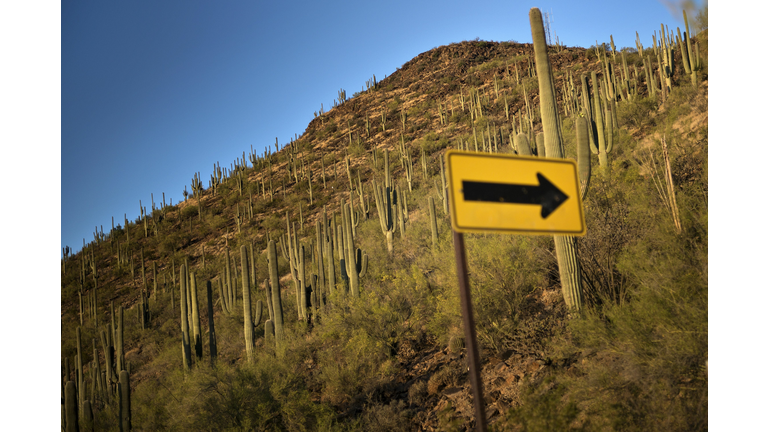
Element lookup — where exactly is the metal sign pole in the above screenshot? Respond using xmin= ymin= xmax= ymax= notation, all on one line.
xmin=452 ymin=229 xmax=487 ymax=432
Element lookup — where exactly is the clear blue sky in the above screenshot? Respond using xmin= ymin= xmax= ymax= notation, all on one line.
xmin=60 ymin=0 xmax=705 ymax=255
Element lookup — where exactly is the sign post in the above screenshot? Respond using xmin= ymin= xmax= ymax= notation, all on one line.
xmin=445 ymin=150 xmax=586 ymax=431
xmin=452 ymin=229 xmax=487 ymax=431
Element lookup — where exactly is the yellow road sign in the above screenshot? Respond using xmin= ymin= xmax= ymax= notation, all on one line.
xmin=445 ymin=150 xmax=586 ymax=235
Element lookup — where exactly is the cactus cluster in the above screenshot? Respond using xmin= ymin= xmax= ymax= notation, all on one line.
xmin=64 ymin=310 xmax=134 ymax=430
xmin=372 ymin=150 xmax=408 ymax=254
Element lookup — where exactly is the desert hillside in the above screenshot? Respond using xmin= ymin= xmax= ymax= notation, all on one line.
xmin=61 ymin=11 xmax=707 ymax=431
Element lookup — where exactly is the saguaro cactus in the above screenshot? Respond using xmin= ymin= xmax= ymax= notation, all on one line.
xmin=254 ymin=300 xmax=263 ymax=327
xmin=76 ymin=327 xmax=84 ymax=414
xmin=591 ymin=71 xmax=614 ymax=173
xmin=314 ymin=219 xmax=326 ymax=304
xmin=514 ymin=133 xmax=532 ymax=156
xmin=297 ymin=244 xmax=308 ymax=319
xmin=263 ymin=278 xmax=274 ymax=321
xmin=190 ymin=272 xmax=202 ymax=360
xmin=206 ymin=281 xmax=217 ymax=364
xmin=225 ymin=248 xmax=236 ymax=313
xmin=530 ymin=7 xmax=584 ymax=311
xmin=91 ymin=341 xmax=101 ymax=404
xmin=264 ymin=319 xmax=275 ymax=346
xmin=341 ymin=199 xmax=367 ymax=297
xmin=119 ymin=370 xmax=131 ymax=431
xmin=372 ymin=185 xmax=397 ymax=254
xmin=580 ymin=73 xmax=598 ymax=154
xmin=396 ymin=184 xmax=408 ymax=238
xmin=680 ymin=10 xmax=701 ymax=88
xmin=241 ymin=245 xmax=255 ymax=362
xmin=138 ymin=291 xmax=150 ymax=330
xmin=179 ymin=265 xmax=192 ymax=369
xmin=535 ymin=132 xmax=546 ymax=157
xmin=152 ymin=261 xmax=158 ymax=300
xmin=324 ymin=209 xmax=337 ymax=296
xmin=284 ymin=213 xmax=307 ymax=321
xmin=249 ymin=242 xmax=256 ymax=287
xmin=99 ymin=329 xmax=114 ymax=395
xmin=428 ymin=196 xmax=438 ymax=248
xmin=65 ymin=381 xmax=78 ymax=432
xmin=216 ymin=277 xmax=228 ymax=315
xmin=267 ymin=240 xmax=284 ymax=344
xmin=83 ymin=400 xmax=94 ymax=432
xmin=116 ymin=305 xmax=125 ymax=373
xmin=575 ymin=117 xmax=592 ymax=199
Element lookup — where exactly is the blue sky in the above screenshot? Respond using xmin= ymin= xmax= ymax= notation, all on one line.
xmin=60 ymin=0 xmax=706 ymax=255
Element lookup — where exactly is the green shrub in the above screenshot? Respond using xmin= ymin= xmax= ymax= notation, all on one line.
xmin=418 ymin=132 xmax=450 ymax=155
xmin=134 ymin=359 xmax=336 ymax=431
xmin=180 ymin=204 xmax=198 ymax=219
xmin=427 ymin=362 xmax=464 ymax=395
xmin=348 ymin=138 xmax=366 ymax=158
xmin=408 ymin=380 xmax=428 ymax=407
xmin=158 ymin=231 xmax=192 ymax=256
xmin=361 ymin=399 xmax=413 ymax=431
xmin=617 ymin=95 xmax=658 ymax=129
xmin=500 ymin=377 xmax=581 ymax=431
xmin=465 ymin=233 xmax=550 ymax=354
xmin=209 ymin=214 xmax=227 ymax=231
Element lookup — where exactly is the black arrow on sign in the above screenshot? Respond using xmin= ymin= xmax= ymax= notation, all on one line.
xmin=461 ymin=173 xmax=569 ymax=219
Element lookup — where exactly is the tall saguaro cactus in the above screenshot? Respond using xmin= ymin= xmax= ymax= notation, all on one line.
xmin=206 ymin=281 xmax=217 ymax=364
xmin=428 ymin=196 xmax=438 ymax=248
xmin=575 ymin=117 xmax=592 ymax=199
xmin=530 ymin=7 xmax=584 ymax=311
xmin=91 ymin=341 xmax=100 ymax=406
xmin=267 ymin=240 xmax=285 ymax=344
xmin=591 ymin=71 xmax=610 ymax=171
xmin=323 ymin=208 xmax=336 ymax=296
xmin=76 ymin=327 xmax=84 ymax=414
xmin=315 ymin=219 xmax=326 ymax=302
xmin=190 ymin=272 xmax=202 ymax=361
xmin=83 ymin=400 xmax=94 ymax=432
xmin=99 ymin=329 xmax=114 ymax=394
xmin=223 ymin=248 xmax=235 ymax=313
xmin=284 ymin=213 xmax=307 ymax=321
xmin=119 ymin=370 xmax=131 ymax=432
xmin=179 ymin=264 xmax=192 ymax=370
xmin=116 ymin=306 xmax=125 ymax=373
xmin=65 ymin=381 xmax=79 ymax=432
xmin=241 ymin=245 xmax=255 ymax=362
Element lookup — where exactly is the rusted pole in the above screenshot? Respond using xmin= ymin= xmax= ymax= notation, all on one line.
xmin=453 ymin=230 xmax=487 ymax=431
